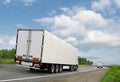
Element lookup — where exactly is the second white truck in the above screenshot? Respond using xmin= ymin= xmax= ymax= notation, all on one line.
xmin=15 ymin=29 xmax=78 ymax=73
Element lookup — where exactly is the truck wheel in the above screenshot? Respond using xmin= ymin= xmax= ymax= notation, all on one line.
xmin=58 ymin=65 xmax=62 ymax=73
xmin=70 ymin=65 xmax=74 ymax=72
xmin=48 ymin=64 xmax=55 ymax=73
xmin=76 ymin=65 xmax=78 ymax=71
xmin=74 ymin=65 xmax=78 ymax=71
xmin=29 ymin=68 xmax=35 ymax=72
xmin=55 ymin=64 xmax=59 ymax=73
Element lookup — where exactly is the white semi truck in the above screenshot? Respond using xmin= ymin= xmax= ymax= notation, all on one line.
xmin=15 ymin=29 xmax=78 ymax=73
xmin=97 ymin=61 xmax=103 ymax=68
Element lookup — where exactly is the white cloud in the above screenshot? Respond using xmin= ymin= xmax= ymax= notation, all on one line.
xmin=16 ymin=24 xmax=24 ymax=28
xmin=16 ymin=24 xmax=28 ymax=29
xmin=53 ymin=15 xmax=86 ymax=37
xmin=34 ymin=18 xmax=54 ymax=24
xmin=60 ymin=7 xmax=86 ymax=16
xmin=34 ymin=8 xmax=106 ymax=38
xmin=60 ymin=7 xmax=69 ymax=12
xmin=34 ymin=6 xmax=120 ymax=51
xmin=2 ymin=0 xmax=37 ymax=6
xmin=64 ymin=37 xmax=78 ymax=46
xmin=22 ymin=0 xmax=36 ymax=6
xmin=2 ymin=0 xmax=11 ymax=4
xmin=0 ymin=38 xmax=6 ymax=45
xmin=91 ymin=0 xmax=111 ymax=11
xmin=0 ymin=34 xmax=16 ymax=47
xmin=72 ymin=10 xmax=107 ymax=27
xmin=9 ymin=36 xmax=16 ymax=46
xmin=91 ymin=0 xmax=120 ymax=15
xmin=115 ymin=0 xmax=120 ymax=8
xmin=82 ymin=31 xmax=111 ymax=43
xmin=81 ymin=30 xmax=120 ymax=47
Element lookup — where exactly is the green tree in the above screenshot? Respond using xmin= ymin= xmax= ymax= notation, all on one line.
xmin=78 ymin=56 xmax=93 ymax=65
xmin=0 ymin=49 xmax=15 ymax=59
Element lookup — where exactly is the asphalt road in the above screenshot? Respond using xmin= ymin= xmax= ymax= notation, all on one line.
xmin=0 ymin=64 xmax=100 ymax=82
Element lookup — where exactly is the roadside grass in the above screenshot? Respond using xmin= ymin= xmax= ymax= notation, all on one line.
xmin=0 ymin=59 xmax=14 ymax=64
xmin=101 ymin=65 xmax=120 ymax=82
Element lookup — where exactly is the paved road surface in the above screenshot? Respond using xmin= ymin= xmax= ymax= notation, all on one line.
xmin=0 ymin=64 xmax=102 ymax=82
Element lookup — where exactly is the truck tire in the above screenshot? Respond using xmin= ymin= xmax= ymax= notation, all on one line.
xmin=70 ymin=65 xmax=74 ymax=72
xmin=48 ymin=64 xmax=55 ymax=73
xmin=29 ymin=68 xmax=35 ymax=72
xmin=55 ymin=64 xmax=59 ymax=73
xmin=76 ymin=65 xmax=78 ymax=71
xmin=74 ymin=65 xmax=77 ymax=71
xmin=58 ymin=65 xmax=62 ymax=73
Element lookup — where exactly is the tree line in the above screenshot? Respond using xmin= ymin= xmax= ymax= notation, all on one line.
xmin=0 ymin=49 xmax=93 ymax=65
xmin=78 ymin=56 xmax=93 ymax=65
xmin=0 ymin=49 xmax=15 ymax=59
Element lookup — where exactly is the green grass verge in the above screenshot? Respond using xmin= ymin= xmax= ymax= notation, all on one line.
xmin=101 ymin=65 xmax=120 ymax=82
xmin=0 ymin=59 xmax=14 ymax=64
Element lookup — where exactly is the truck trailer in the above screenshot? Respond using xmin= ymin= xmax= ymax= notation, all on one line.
xmin=15 ymin=29 xmax=78 ymax=73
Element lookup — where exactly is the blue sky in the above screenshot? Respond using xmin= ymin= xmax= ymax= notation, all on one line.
xmin=0 ymin=0 xmax=120 ymax=65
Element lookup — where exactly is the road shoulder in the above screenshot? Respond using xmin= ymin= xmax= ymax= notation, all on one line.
xmin=41 ymin=68 xmax=108 ymax=82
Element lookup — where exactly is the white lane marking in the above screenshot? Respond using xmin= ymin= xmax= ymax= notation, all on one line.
xmin=0 ymin=67 xmax=98 ymax=82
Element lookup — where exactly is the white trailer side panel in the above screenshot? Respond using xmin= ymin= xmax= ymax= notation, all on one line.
xmin=42 ymin=31 xmax=78 ymax=65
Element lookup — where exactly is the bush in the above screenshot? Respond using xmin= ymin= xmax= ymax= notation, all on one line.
xmin=0 ymin=49 xmax=15 ymax=64
xmin=0 ymin=49 xmax=15 ymax=59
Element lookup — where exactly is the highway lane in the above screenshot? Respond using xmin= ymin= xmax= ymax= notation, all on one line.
xmin=0 ymin=64 xmax=99 ymax=82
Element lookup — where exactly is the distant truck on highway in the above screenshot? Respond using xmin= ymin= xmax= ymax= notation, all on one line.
xmin=97 ymin=61 xmax=103 ymax=68
xmin=15 ymin=29 xmax=78 ymax=73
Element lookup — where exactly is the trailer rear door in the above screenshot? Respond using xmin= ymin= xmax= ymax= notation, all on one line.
xmin=29 ymin=31 xmax=43 ymax=59
xmin=16 ymin=30 xmax=43 ymax=60
xmin=16 ymin=30 xmax=29 ymax=58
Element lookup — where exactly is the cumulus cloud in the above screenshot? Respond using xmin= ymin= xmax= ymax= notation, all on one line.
xmin=9 ymin=36 xmax=16 ymax=46
xmin=0 ymin=34 xmax=16 ymax=47
xmin=60 ymin=7 xmax=70 ymax=12
xmin=34 ymin=6 xmax=120 ymax=51
xmin=2 ymin=0 xmax=11 ymax=4
xmin=81 ymin=30 xmax=120 ymax=47
xmin=22 ymin=0 xmax=36 ymax=6
xmin=91 ymin=0 xmax=120 ymax=15
xmin=72 ymin=10 xmax=107 ymax=27
xmin=52 ymin=14 xmax=86 ymax=37
xmin=2 ymin=0 xmax=36 ymax=6
xmin=115 ymin=0 xmax=120 ymax=8
xmin=0 ymin=38 xmax=6 ymax=45
xmin=82 ymin=31 xmax=111 ymax=43
xmin=35 ymin=8 xmax=106 ymax=37
xmin=91 ymin=0 xmax=111 ymax=12
xmin=64 ymin=37 xmax=78 ymax=46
